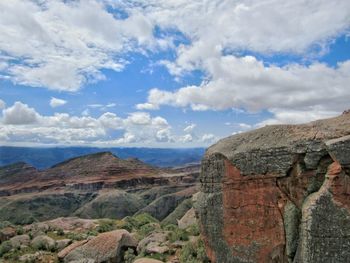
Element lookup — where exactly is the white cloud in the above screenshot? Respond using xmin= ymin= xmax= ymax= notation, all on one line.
xmin=50 ymin=97 xmax=67 ymax=108
xmin=136 ymin=102 xmax=159 ymax=110
xmin=1 ymin=0 xmax=349 ymax=93
xmin=238 ymin=123 xmax=252 ymax=130
xmin=0 ymin=0 xmax=162 ymax=91
xmin=201 ymin=133 xmax=217 ymax=144
xmin=0 ymin=101 xmax=176 ymax=146
xmin=87 ymin=103 xmax=117 ymax=111
xmin=179 ymin=134 xmax=193 ymax=143
xmin=3 ymin=102 xmax=39 ymax=125
xmin=256 ymin=108 xmax=339 ymax=127
xmin=137 ymin=0 xmax=350 ymax=57
xmin=0 ymin=99 xmax=5 ymax=109
xmin=141 ymin=57 xmax=350 ymax=122
xmin=133 ymin=0 xmax=350 ymax=124
xmin=184 ymin=123 xmax=196 ymax=133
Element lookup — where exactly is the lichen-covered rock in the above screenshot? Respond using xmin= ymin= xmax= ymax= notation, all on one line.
xmin=137 ymin=232 xmax=168 ymax=254
xmin=57 ymin=240 xmax=89 ymax=260
xmin=56 ymin=238 xmax=72 ymax=251
xmin=63 ymin=229 xmax=137 ymax=263
xmin=197 ymin=113 xmax=350 ymax=263
xmin=31 ymin=235 xmax=56 ymax=251
xmin=10 ymin=234 xmax=30 ymax=248
xmin=0 ymin=226 xmax=16 ymax=242
xmin=177 ymin=208 xmax=197 ymax=229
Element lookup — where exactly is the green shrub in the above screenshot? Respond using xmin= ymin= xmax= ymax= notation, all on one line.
xmin=148 ymin=253 xmax=167 ymax=261
xmin=138 ymin=223 xmax=159 ymax=238
xmin=167 ymin=228 xmax=189 ymax=243
xmin=162 ymin=224 xmax=177 ymax=232
xmin=0 ymin=221 xmax=12 ymax=229
xmin=131 ymin=213 xmax=159 ymax=227
xmin=123 ymin=248 xmax=136 ymax=263
xmin=65 ymin=232 xmax=86 ymax=241
xmin=179 ymin=239 xmax=209 ymax=263
xmin=56 ymin=228 xmax=64 ymax=236
xmin=0 ymin=241 xmax=12 ymax=257
xmin=122 ymin=213 xmax=159 ymax=233
xmin=187 ymin=224 xmax=200 ymax=236
xmin=97 ymin=219 xmax=117 ymax=233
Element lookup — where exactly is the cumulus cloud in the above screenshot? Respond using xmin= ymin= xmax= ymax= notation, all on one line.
xmin=0 ymin=101 xmax=176 ymax=146
xmin=141 ymin=56 xmax=350 ymax=123
xmin=130 ymin=0 xmax=350 ymax=123
xmin=0 ymin=0 xmax=165 ymax=91
xmin=1 ymin=0 xmax=349 ymax=93
xmin=3 ymin=102 xmax=39 ymax=125
xmin=201 ymin=133 xmax=217 ymax=144
xmin=50 ymin=97 xmax=67 ymax=108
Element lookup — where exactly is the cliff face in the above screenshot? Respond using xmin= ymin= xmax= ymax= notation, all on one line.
xmin=197 ymin=113 xmax=350 ymax=263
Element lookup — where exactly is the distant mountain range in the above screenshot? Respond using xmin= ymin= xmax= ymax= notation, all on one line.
xmin=0 ymin=146 xmax=205 ymax=169
xmin=0 ymin=151 xmax=200 ymax=225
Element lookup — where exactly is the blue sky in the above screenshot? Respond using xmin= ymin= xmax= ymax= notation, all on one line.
xmin=0 ymin=0 xmax=349 ymax=147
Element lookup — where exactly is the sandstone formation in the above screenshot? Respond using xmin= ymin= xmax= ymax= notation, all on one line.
xmin=197 ymin=112 xmax=350 ymax=263
xmin=63 ymin=229 xmax=137 ymax=263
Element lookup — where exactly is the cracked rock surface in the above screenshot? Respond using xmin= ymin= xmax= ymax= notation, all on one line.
xmin=197 ymin=112 xmax=350 ymax=263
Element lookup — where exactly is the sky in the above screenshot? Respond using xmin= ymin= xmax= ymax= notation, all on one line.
xmin=0 ymin=0 xmax=349 ymax=147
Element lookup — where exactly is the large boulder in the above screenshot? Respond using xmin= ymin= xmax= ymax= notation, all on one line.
xmin=0 ymin=226 xmax=16 ymax=242
xmin=63 ymin=229 xmax=137 ymax=263
xmin=197 ymin=113 xmax=350 ymax=263
xmin=57 ymin=240 xmax=89 ymax=260
xmin=31 ymin=235 xmax=56 ymax=251
xmin=10 ymin=234 xmax=30 ymax=248
xmin=56 ymin=239 xmax=72 ymax=251
xmin=177 ymin=208 xmax=197 ymax=229
xmin=137 ymin=232 xmax=168 ymax=254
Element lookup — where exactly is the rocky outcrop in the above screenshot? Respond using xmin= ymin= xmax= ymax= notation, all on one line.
xmin=197 ymin=113 xmax=350 ymax=263
xmin=63 ymin=229 xmax=137 ymax=263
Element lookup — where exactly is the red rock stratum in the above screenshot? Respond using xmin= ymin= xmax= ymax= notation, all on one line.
xmin=197 ymin=112 xmax=350 ymax=263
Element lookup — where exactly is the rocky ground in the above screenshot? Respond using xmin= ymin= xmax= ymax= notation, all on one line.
xmin=0 ymin=206 xmax=208 ymax=262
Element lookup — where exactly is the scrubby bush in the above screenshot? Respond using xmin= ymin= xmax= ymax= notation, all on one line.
xmin=121 ymin=213 xmax=159 ymax=233
xmin=187 ymin=224 xmax=200 ymax=236
xmin=97 ymin=219 xmax=117 ymax=233
xmin=162 ymin=224 xmax=177 ymax=232
xmin=167 ymin=227 xmax=189 ymax=242
xmin=123 ymin=248 xmax=136 ymax=263
xmin=56 ymin=228 xmax=64 ymax=236
xmin=65 ymin=232 xmax=86 ymax=241
xmin=179 ymin=239 xmax=209 ymax=263
xmin=0 ymin=241 xmax=12 ymax=257
xmin=0 ymin=221 xmax=12 ymax=229
xmin=138 ymin=223 xmax=159 ymax=238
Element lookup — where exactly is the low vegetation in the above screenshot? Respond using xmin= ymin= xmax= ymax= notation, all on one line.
xmin=0 ymin=211 xmax=208 ymax=263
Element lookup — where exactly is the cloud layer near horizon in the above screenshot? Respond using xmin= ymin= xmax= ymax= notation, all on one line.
xmin=0 ymin=101 xmax=216 ymax=146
